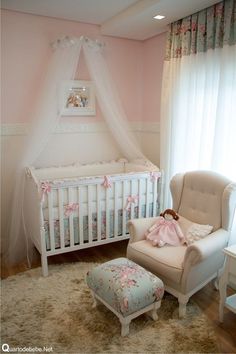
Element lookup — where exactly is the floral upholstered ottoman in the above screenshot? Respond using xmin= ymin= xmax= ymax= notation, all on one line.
xmin=86 ymin=257 xmax=164 ymax=336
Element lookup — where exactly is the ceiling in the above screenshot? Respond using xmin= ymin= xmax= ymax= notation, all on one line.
xmin=1 ymin=0 xmax=220 ymax=40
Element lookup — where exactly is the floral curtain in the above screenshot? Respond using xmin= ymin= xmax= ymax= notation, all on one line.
xmin=165 ymin=0 xmax=236 ymax=60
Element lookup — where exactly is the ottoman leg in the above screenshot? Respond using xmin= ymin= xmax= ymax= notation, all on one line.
xmin=120 ymin=317 xmax=131 ymax=337
xmin=147 ymin=301 xmax=161 ymax=321
xmin=91 ymin=291 xmax=99 ymax=308
xmin=147 ymin=308 xmax=158 ymax=321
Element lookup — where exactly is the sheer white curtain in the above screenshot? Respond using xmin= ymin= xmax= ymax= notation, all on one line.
xmin=160 ymin=44 xmax=236 ymax=208
xmin=7 ymin=36 xmax=145 ymax=266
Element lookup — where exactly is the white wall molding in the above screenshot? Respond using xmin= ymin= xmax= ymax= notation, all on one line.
xmin=1 ymin=123 xmax=29 ymax=136
xmin=1 ymin=121 xmax=160 ymax=136
xmin=55 ymin=122 xmax=108 ymax=134
xmin=139 ymin=122 xmax=160 ymax=133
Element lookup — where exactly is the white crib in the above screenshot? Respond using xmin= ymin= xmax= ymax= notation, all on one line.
xmin=24 ymin=159 xmax=163 ymax=276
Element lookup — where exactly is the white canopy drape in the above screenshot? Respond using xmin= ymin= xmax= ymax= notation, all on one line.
xmin=7 ymin=36 xmax=144 ymax=265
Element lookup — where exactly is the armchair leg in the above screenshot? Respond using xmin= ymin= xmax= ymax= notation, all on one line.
xmin=178 ymin=294 xmax=189 ymax=318
xmin=213 ymin=270 xmax=220 ymax=291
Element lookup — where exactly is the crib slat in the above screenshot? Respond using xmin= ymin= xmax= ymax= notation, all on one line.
xmin=138 ymin=179 xmax=142 ymax=218
xmin=122 ymin=180 xmax=126 ymax=236
xmin=146 ymin=177 xmax=150 ymax=217
xmin=106 ymin=186 xmax=110 ymax=239
xmin=96 ymin=184 xmax=101 ymax=241
xmin=130 ymin=180 xmax=135 ymax=220
xmin=58 ymin=189 xmax=65 ymax=249
xmin=68 ymin=187 xmax=75 ymax=247
xmin=153 ymin=178 xmax=157 ymax=217
xmin=48 ymin=191 xmax=55 ymax=251
xmin=114 ymin=181 xmax=118 ymax=238
xmin=78 ymin=186 xmax=83 ymax=245
xmin=88 ymin=185 xmax=93 ymax=243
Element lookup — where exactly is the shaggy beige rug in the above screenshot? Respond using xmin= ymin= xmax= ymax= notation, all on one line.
xmin=1 ymin=262 xmax=218 ymax=353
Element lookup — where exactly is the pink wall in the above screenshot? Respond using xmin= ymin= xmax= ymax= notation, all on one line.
xmin=143 ymin=33 xmax=166 ymax=122
xmin=1 ymin=10 xmax=166 ymax=124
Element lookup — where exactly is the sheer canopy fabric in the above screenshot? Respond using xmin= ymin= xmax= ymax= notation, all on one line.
xmin=83 ymin=41 xmax=144 ymax=160
xmin=8 ymin=40 xmax=82 ymax=266
xmin=7 ymin=36 xmax=144 ymax=265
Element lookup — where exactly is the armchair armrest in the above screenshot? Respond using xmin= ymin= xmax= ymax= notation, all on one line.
xmin=128 ymin=217 xmax=160 ymax=243
xmin=184 ymin=228 xmax=229 ymax=266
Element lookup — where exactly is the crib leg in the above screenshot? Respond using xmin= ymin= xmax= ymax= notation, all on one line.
xmin=41 ymin=254 xmax=48 ymax=277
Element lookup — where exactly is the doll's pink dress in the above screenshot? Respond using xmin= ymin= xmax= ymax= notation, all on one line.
xmin=145 ymin=216 xmax=186 ymax=247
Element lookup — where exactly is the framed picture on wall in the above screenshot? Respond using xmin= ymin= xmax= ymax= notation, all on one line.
xmin=60 ymin=80 xmax=96 ymax=116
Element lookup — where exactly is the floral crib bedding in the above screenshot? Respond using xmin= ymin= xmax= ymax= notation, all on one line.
xmin=44 ymin=202 xmax=157 ymax=250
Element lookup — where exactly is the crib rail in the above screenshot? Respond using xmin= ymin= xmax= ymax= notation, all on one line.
xmin=27 ymin=169 xmax=162 ymax=276
xmin=42 ymin=172 xmax=161 ymax=255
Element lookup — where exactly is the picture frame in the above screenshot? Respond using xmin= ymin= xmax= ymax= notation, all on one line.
xmin=60 ymin=80 xmax=96 ymax=116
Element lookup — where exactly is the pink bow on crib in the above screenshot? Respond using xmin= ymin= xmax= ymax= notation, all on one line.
xmin=40 ymin=182 xmax=51 ymax=202
xmin=150 ymin=171 xmax=161 ymax=182
xmin=102 ymin=175 xmax=112 ymax=189
xmin=64 ymin=203 xmax=79 ymax=217
xmin=124 ymin=195 xmax=139 ymax=211
xmin=41 ymin=182 xmax=51 ymax=194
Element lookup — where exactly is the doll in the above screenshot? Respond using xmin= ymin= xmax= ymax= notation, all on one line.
xmin=145 ymin=209 xmax=186 ymax=247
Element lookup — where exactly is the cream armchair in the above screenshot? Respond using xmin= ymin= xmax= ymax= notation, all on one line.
xmin=127 ymin=171 xmax=236 ymax=317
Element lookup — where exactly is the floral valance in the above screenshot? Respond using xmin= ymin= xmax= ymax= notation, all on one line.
xmin=165 ymin=0 xmax=236 ymax=60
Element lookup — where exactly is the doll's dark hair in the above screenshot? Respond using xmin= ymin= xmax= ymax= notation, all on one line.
xmin=160 ymin=208 xmax=179 ymax=221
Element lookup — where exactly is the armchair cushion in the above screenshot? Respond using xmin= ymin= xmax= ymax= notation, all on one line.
xmin=178 ymin=215 xmax=213 ymax=244
xmin=127 ymin=240 xmax=186 ymax=283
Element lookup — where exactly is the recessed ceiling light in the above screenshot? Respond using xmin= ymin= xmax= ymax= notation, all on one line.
xmin=153 ymin=15 xmax=165 ymax=20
